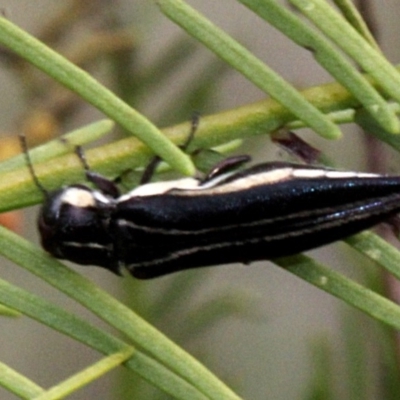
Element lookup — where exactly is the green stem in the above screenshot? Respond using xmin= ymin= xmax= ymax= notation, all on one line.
xmin=1 ymin=75 xmax=400 ymax=212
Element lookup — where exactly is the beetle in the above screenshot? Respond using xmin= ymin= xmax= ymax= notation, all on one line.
xmin=24 ymin=137 xmax=400 ymax=279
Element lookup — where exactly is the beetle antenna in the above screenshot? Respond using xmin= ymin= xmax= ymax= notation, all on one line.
xmin=19 ymin=134 xmax=49 ymax=199
xmin=63 ymin=138 xmax=96 ymax=183
xmin=74 ymin=145 xmax=91 ymax=177
xmin=181 ymin=112 xmax=200 ymax=150
xmin=74 ymin=144 xmax=120 ymax=197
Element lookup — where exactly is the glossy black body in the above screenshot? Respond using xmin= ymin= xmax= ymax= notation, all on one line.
xmin=37 ymin=161 xmax=400 ymax=279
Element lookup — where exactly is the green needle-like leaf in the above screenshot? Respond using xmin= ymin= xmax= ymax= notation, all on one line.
xmin=33 ymin=349 xmax=135 ymax=400
xmin=0 ymin=304 xmax=20 ymax=317
xmin=239 ymin=0 xmax=399 ymax=133
xmin=289 ymin=0 xmax=400 ymax=106
xmin=354 ymin=108 xmax=400 ymax=153
xmin=0 ymin=226 xmax=241 ymax=400
xmin=0 ymin=120 xmax=114 ymax=174
xmin=0 ymin=16 xmax=194 ymax=176
xmin=157 ymin=0 xmax=341 ymax=139
xmin=346 ymin=232 xmax=400 ymax=282
xmin=333 ymin=0 xmax=380 ymax=48
xmin=0 ymin=278 xmax=209 ymax=400
xmin=1 ymin=75 xmax=399 ymax=212
xmin=275 ymin=254 xmax=400 ymax=331
xmin=0 ymin=361 xmax=44 ymax=399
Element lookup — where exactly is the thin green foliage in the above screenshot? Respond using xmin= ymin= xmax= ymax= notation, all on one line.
xmin=0 ymin=276 xmax=209 ymax=400
xmin=0 ymin=226 xmax=240 ymax=400
xmin=157 ymin=0 xmax=341 ymax=139
xmin=32 ymin=349 xmax=135 ymax=400
xmin=1 ymin=1 xmax=400 ymax=399
xmin=0 ymin=361 xmax=44 ymax=399
xmin=275 ymin=254 xmax=400 ymax=332
xmin=332 ymin=0 xmax=380 ymax=49
xmin=239 ymin=0 xmax=398 ymax=133
xmin=0 ymin=120 xmax=114 ymax=174
xmin=0 ymin=16 xmax=194 ymax=176
xmin=289 ymin=0 xmax=400 ymax=106
xmin=2 ymin=75 xmax=400 ymax=213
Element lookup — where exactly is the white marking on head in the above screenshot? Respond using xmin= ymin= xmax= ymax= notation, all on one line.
xmin=61 ymin=188 xmax=96 ymax=208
